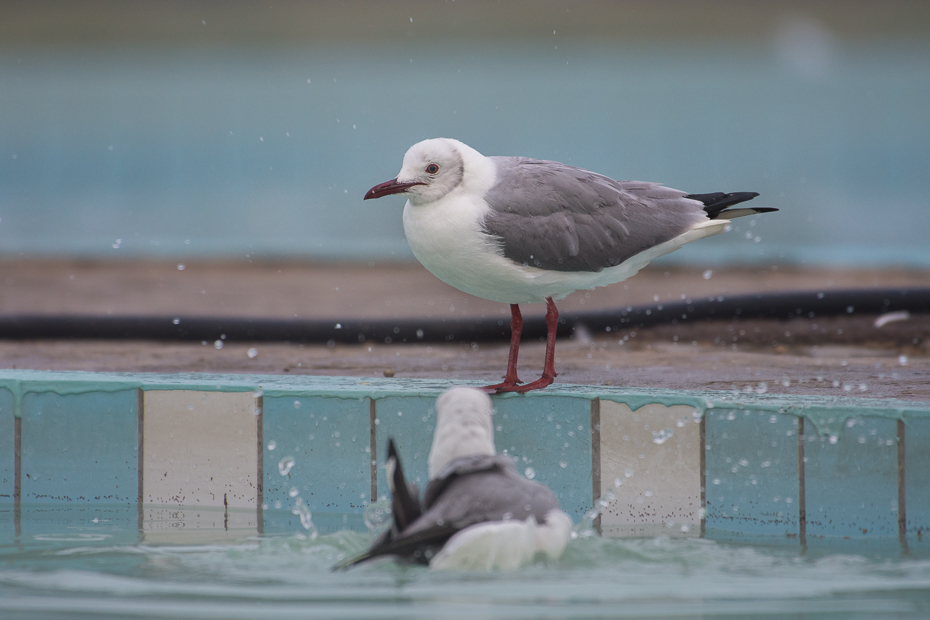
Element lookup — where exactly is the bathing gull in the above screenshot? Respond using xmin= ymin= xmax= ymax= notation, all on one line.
xmin=335 ymin=386 xmax=572 ymax=570
xmin=365 ymin=138 xmax=777 ymax=392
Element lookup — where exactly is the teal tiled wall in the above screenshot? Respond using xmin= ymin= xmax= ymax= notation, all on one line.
xmin=705 ymin=410 xmax=800 ymax=538
xmin=262 ymin=395 xmax=370 ymax=516
xmin=804 ymin=417 xmax=899 ymax=539
xmin=20 ymin=391 xmax=139 ymax=504
xmin=0 ymin=388 xmax=13 ymax=504
xmin=494 ymin=396 xmax=593 ymax=521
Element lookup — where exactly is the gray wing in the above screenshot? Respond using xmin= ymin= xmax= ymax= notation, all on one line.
xmin=333 ymin=455 xmax=560 ymax=568
xmin=404 ymin=460 xmax=560 ymax=537
xmin=483 ymin=157 xmax=708 ymax=272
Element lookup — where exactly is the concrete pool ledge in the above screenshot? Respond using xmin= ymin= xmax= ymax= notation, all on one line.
xmin=0 ymin=369 xmax=927 ymax=549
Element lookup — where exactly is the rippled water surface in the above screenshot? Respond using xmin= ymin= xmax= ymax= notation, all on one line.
xmin=2 ymin=512 xmax=929 ymax=620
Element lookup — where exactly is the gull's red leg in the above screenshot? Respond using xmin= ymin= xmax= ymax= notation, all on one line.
xmin=495 ymin=298 xmax=559 ymax=394
xmin=483 ymin=304 xmax=523 ymax=392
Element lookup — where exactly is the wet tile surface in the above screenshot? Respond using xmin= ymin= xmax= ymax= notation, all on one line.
xmin=599 ymin=401 xmax=701 ymax=535
xmin=705 ymin=409 xmax=800 ymax=538
xmin=143 ymin=390 xmax=259 ymax=508
xmin=21 ymin=391 xmax=138 ymax=504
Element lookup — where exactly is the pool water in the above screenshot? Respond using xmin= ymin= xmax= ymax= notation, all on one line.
xmin=2 ymin=510 xmax=929 ymax=620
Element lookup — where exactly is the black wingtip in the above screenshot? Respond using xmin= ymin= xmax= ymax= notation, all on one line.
xmin=686 ymin=191 xmax=761 ymax=219
xmin=387 ymin=437 xmax=422 ymax=534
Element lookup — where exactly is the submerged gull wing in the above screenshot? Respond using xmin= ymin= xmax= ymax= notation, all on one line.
xmin=336 ymin=456 xmax=563 ymax=567
xmin=482 ymin=157 xmax=708 ymax=273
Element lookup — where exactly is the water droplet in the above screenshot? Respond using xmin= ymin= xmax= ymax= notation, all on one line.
xmin=712 ymin=478 xmax=721 ymax=485
xmin=624 ymin=469 xmax=633 ymax=478
xmin=291 ymin=502 xmax=314 ymax=531
xmin=829 ymin=434 xmax=839 ymax=445
xmin=177 ymin=264 xmax=185 ymax=271
xmin=643 ymin=489 xmax=654 ymax=497
xmin=781 ymin=377 xmax=791 ymax=387
xmin=267 ymin=440 xmax=277 ymax=451
xmin=247 ymin=347 xmax=258 ymax=359
xmin=364 ymin=501 xmax=390 ymax=531
xmin=761 ymin=460 xmax=772 ymax=468
xmin=524 ymin=467 xmax=536 ymax=479
xmin=756 ymin=382 xmax=768 ymax=394
xmin=703 ymin=269 xmax=713 ymax=280
xmin=172 ymin=317 xmax=181 ymax=325
xmin=652 ymin=428 xmax=674 ymax=445
xmin=214 ymin=340 xmax=224 ymax=350
xmin=288 ymin=486 xmax=299 ymax=497
xmin=112 ymin=238 xmax=122 ymax=249
xmin=293 ymin=400 xmax=301 ymax=409
xmin=559 ymin=461 xmax=567 ymax=468
xmin=898 ymin=355 xmax=908 ymax=366
xmin=279 ymin=456 xmax=296 ymax=476
xmin=738 ymin=458 xmax=749 ymax=467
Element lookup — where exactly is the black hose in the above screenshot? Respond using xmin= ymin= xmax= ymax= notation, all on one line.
xmin=0 ymin=288 xmax=927 ymax=345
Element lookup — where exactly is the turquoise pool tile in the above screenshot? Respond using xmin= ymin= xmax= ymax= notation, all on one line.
xmin=0 ymin=506 xmax=13 ymax=546
xmin=20 ymin=391 xmax=139 ymax=504
xmin=373 ymin=396 xmax=436 ymax=499
xmin=0 ymin=388 xmax=13 ymax=504
xmin=704 ymin=409 xmax=800 ymax=538
xmin=804 ymin=417 xmax=899 ymax=539
xmin=905 ymin=417 xmax=930 ymax=541
xmin=262 ymin=395 xmax=370 ymax=520
xmin=493 ymin=395 xmax=592 ymax=521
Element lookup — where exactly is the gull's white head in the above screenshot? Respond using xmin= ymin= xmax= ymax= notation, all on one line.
xmin=427 ymin=386 xmax=496 ymax=480
xmin=364 ymin=138 xmax=491 ymax=207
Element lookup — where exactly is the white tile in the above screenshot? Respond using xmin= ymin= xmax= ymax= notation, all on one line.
xmin=599 ymin=401 xmax=701 ymax=536
xmin=143 ymin=390 xmax=259 ymax=508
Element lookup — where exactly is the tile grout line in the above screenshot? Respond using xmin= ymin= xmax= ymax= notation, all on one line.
xmin=256 ymin=393 xmax=264 ymax=535
xmin=137 ymin=389 xmax=144 ymax=533
xmin=897 ymin=419 xmax=907 ymax=550
xmin=369 ymin=397 xmax=378 ymax=502
xmin=699 ymin=412 xmax=706 ymax=538
xmin=590 ymin=398 xmax=601 ymax=535
xmin=14 ymin=415 xmax=21 ymax=539
xmin=798 ymin=416 xmax=807 ymax=549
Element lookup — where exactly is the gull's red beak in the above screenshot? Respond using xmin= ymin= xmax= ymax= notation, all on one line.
xmin=364 ymin=178 xmax=424 ymax=200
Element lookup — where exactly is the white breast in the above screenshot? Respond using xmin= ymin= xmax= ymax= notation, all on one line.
xmin=403 ymin=195 xmax=544 ymax=303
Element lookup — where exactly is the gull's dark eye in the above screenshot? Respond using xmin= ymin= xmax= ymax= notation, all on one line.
xmin=425 ymin=163 xmax=440 ymax=174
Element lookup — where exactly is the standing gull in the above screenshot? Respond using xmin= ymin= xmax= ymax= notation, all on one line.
xmin=335 ymin=386 xmax=572 ymax=571
xmin=365 ymin=138 xmax=777 ymax=392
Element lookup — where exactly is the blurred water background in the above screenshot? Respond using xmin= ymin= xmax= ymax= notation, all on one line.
xmin=1 ymin=1 xmax=928 ymax=266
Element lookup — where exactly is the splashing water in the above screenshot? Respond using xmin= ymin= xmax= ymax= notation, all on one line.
xmin=278 ymin=456 xmax=296 ymax=476
xmin=652 ymin=429 xmax=674 ymax=445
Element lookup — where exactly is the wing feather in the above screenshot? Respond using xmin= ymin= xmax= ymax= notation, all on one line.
xmin=483 ymin=157 xmax=708 ymax=272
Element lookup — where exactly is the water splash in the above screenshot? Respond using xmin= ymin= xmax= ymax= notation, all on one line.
xmin=652 ymin=429 xmax=674 ymax=445
xmin=278 ymin=456 xmax=296 ymax=476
